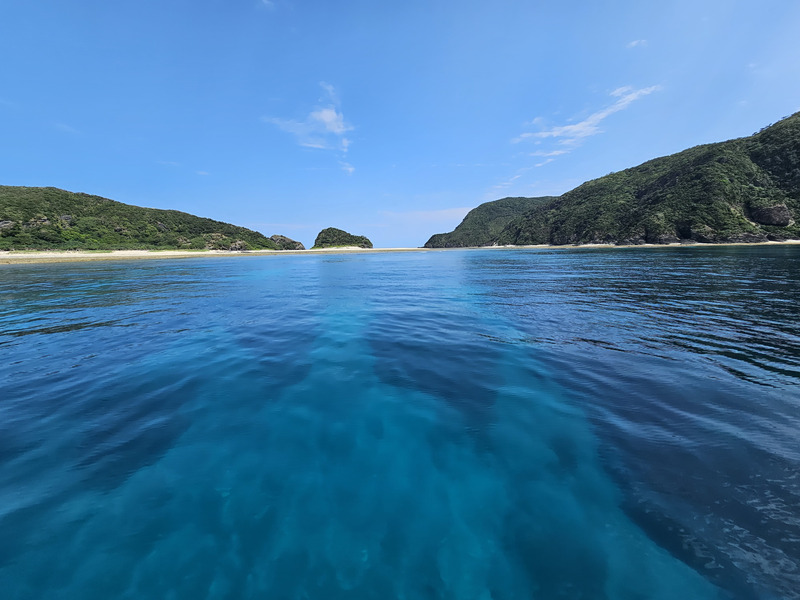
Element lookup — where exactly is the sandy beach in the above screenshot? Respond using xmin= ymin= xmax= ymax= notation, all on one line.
xmin=0 ymin=247 xmax=437 ymax=264
xmin=2 ymin=240 xmax=799 ymax=265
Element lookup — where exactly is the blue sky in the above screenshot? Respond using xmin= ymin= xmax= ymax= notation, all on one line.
xmin=2 ymin=0 xmax=799 ymax=248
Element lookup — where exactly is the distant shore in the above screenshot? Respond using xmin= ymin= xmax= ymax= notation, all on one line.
xmin=0 ymin=247 xmax=429 ymax=264
xmin=2 ymin=240 xmax=799 ymax=265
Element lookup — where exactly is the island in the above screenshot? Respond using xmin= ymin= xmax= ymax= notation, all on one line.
xmin=312 ymin=227 xmax=373 ymax=249
xmin=0 ymin=186 xmax=299 ymax=252
xmin=425 ymin=111 xmax=800 ymax=247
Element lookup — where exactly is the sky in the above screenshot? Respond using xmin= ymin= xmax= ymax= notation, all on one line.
xmin=2 ymin=0 xmax=800 ymax=248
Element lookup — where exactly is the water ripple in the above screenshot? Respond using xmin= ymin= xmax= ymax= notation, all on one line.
xmin=1 ymin=248 xmax=798 ymax=599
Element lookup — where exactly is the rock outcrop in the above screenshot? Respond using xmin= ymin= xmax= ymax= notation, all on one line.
xmin=270 ymin=234 xmax=305 ymax=250
xmin=748 ymin=204 xmax=793 ymax=227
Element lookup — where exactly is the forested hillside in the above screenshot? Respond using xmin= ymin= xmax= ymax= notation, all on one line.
xmin=425 ymin=112 xmax=800 ymax=247
xmin=0 ymin=186 xmax=280 ymax=251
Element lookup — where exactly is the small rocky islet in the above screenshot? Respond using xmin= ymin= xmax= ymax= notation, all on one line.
xmin=311 ymin=227 xmax=373 ymax=249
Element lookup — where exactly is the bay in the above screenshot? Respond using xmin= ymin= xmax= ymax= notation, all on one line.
xmin=1 ymin=246 xmax=798 ymax=599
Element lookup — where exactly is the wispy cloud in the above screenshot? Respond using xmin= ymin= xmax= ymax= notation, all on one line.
xmin=54 ymin=122 xmax=81 ymax=135
xmin=339 ymin=161 xmax=355 ymax=175
xmin=263 ymin=82 xmax=353 ymax=153
xmin=493 ymin=85 xmax=661 ymax=192
xmin=319 ymin=82 xmax=338 ymax=104
xmin=488 ymin=170 xmax=533 ymax=197
xmin=627 ymin=39 xmax=647 ymax=48
xmin=309 ymin=107 xmax=350 ymax=136
xmin=485 ymin=170 xmax=579 ymax=203
xmin=196 ymin=171 xmax=209 ymax=176
xmin=512 ymin=85 xmax=661 ymax=153
xmin=494 ymin=174 xmax=522 ymax=189
xmin=530 ymin=150 xmax=568 ymax=157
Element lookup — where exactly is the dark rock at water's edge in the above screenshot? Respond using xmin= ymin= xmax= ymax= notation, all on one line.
xmin=269 ymin=234 xmax=305 ymax=250
xmin=425 ymin=111 xmax=800 ymax=247
xmin=312 ymin=227 xmax=373 ymax=249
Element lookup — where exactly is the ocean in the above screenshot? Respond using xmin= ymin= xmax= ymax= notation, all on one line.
xmin=1 ymin=246 xmax=798 ymax=599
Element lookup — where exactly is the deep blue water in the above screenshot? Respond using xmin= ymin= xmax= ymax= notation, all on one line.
xmin=1 ymin=246 xmax=798 ymax=599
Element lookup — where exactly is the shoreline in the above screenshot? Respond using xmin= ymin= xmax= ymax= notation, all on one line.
xmin=2 ymin=240 xmax=799 ymax=265
xmin=0 ymin=247 xmax=432 ymax=264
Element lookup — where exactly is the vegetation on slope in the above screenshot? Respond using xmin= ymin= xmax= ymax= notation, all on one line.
xmin=424 ymin=196 xmax=555 ymax=248
xmin=0 ymin=186 xmax=281 ymax=251
xmin=428 ymin=112 xmax=800 ymax=247
xmin=312 ymin=227 xmax=373 ymax=249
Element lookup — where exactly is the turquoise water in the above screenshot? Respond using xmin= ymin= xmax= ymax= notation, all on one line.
xmin=1 ymin=247 xmax=798 ymax=599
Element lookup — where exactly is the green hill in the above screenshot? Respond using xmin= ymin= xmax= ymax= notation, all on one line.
xmin=426 ymin=112 xmax=800 ymax=247
xmin=424 ymin=196 xmax=555 ymax=248
xmin=0 ymin=186 xmax=281 ymax=251
xmin=312 ymin=227 xmax=372 ymax=249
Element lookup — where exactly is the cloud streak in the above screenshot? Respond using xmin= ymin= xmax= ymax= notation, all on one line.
xmin=263 ymin=82 xmax=353 ymax=154
xmin=54 ymin=122 xmax=81 ymax=135
xmin=508 ymin=85 xmax=662 ymax=177
xmin=488 ymin=170 xmax=532 ymax=196
xmin=514 ymin=85 xmax=661 ymax=147
xmin=494 ymin=86 xmax=660 ymax=190
xmin=530 ymin=150 xmax=568 ymax=157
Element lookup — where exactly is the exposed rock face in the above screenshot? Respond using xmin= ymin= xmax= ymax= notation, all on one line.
xmin=270 ymin=234 xmax=305 ymax=250
xmin=0 ymin=220 xmax=14 ymax=229
xmin=749 ymin=204 xmax=793 ymax=226
xmin=652 ymin=234 xmax=682 ymax=244
xmin=725 ymin=232 xmax=769 ymax=243
xmin=228 ymin=240 xmax=250 ymax=251
xmin=689 ymin=224 xmax=716 ymax=244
